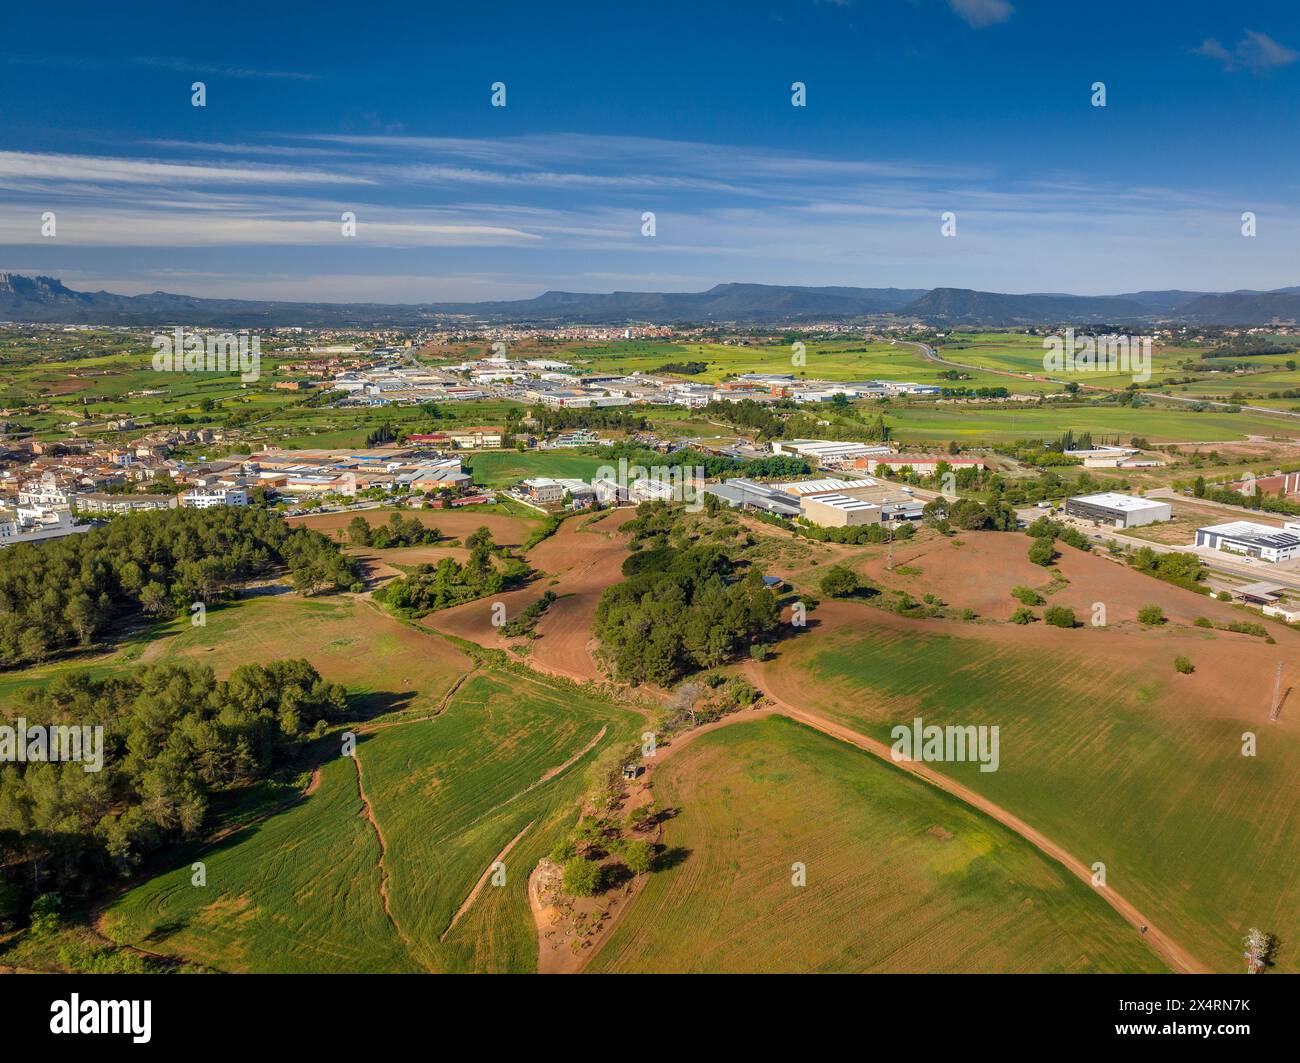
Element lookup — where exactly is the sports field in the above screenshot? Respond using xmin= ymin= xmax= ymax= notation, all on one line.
xmin=591 ymin=715 xmax=1166 ymax=973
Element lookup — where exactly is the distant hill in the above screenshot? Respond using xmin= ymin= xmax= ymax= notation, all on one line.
xmin=898 ymin=288 xmax=1152 ymax=326
xmin=1177 ymin=290 xmax=1300 ymax=325
xmin=5 ymin=272 xmax=1300 ymax=328
xmin=433 ymin=283 xmax=929 ymax=322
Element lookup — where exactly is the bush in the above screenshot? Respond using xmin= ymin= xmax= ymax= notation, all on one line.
xmin=819 ymin=565 xmax=862 ymax=599
xmin=1011 ymin=606 xmax=1034 ymax=625
xmin=1028 ymin=538 xmax=1056 ymax=567
xmin=549 ymin=839 xmax=577 ymax=864
xmin=1137 ymin=604 xmax=1165 ymax=625
xmin=561 ymin=857 xmax=606 ymax=898
xmin=1043 ymin=605 xmax=1076 ymax=628
xmin=1174 ymin=656 xmax=1195 ymax=674
xmin=1010 ymin=585 xmax=1044 ymax=606
xmin=28 ymin=893 xmax=61 ymax=938
xmin=1194 ymin=616 xmax=1212 ymax=628
xmin=749 ymin=643 xmax=773 ymax=662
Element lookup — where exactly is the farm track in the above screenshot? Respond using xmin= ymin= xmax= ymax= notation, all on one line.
xmin=739 ymin=660 xmax=1210 ymax=975
xmin=459 ymin=725 xmax=609 ymax=838
xmin=350 ymin=751 xmax=430 ymax=971
xmin=441 ymin=820 xmax=535 ymax=942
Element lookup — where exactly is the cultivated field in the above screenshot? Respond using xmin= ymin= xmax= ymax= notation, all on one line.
xmin=591 ymin=715 xmax=1166 ymax=973
xmin=756 ymin=579 xmax=1300 ymax=972
xmin=102 ymin=664 xmax=637 ymax=972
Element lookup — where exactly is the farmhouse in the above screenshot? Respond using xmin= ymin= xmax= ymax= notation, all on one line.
xmin=1064 ymin=492 xmax=1172 ymax=529
xmin=1195 ymin=521 xmax=1300 ymax=563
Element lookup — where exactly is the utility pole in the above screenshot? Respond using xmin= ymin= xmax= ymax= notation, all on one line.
xmin=1270 ymin=661 xmax=1284 ymax=722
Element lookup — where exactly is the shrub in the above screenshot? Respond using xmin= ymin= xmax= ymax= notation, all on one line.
xmin=819 ymin=565 xmax=862 ymax=598
xmin=749 ymin=643 xmax=773 ymax=662
xmin=1194 ymin=616 xmax=1212 ymax=628
xmin=1174 ymin=656 xmax=1195 ymax=674
xmin=1137 ymin=604 xmax=1165 ymax=625
xmin=1011 ymin=607 xmax=1034 ymax=625
xmin=1010 ymin=585 xmax=1044 ymax=606
xmin=1028 ymin=538 xmax=1056 ymax=567
xmin=1043 ymin=605 xmax=1076 ymax=628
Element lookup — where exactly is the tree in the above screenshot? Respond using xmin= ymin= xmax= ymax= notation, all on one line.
xmin=623 ymin=839 xmax=655 ymax=875
xmin=819 ymin=565 xmax=861 ymax=598
xmin=947 ymin=498 xmax=989 ymax=531
xmin=1011 ymin=606 xmax=1034 ymax=625
xmin=347 ymin=516 xmax=372 ymax=546
xmin=561 ymin=856 xmax=606 ymax=897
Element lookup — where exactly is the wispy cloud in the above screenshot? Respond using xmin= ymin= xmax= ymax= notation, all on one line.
xmin=949 ymin=0 xmax=1013 ymax=29
xmin=0 ymin=151 xmax=368 ymax=187
xmin=1195 ymin=30 xmax=1297 ymax=72
xmin=0 ymin=52 xmax=319 ymax=80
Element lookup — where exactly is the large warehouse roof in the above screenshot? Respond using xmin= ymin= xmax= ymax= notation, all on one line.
xmin=1069 ymin=492 xmax=1167 ymax=512
xmin=1199 ymin=521 xmax=1300 ymax=549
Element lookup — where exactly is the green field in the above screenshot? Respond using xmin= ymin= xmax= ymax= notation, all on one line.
xmin=102 ymin=665 xmax=635 ymax=972
xmin=767 ymin=621 xmax=1300 ymax=972
xmin=462 ymin=450 xmax=613 ymax=488
xmin=573 ymin=338 xmax=1046 ymax=392
xmin=880 ymin=401 xmax=1298 ymax=443
xmin=591 ymin=716 xmax=1166 ymax=973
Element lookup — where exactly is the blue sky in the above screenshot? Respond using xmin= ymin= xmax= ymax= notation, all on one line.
xmin=4 ymin=0 xmax=1300 ymax=302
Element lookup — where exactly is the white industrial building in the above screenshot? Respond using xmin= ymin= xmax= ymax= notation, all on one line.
xmin=799 ymin=493 xmax=881 ymax=527
xmin=1064 ymin=492 xmax=1172 ymax=528
xmin=1194 ymin=521 xmax=1300 ymax=564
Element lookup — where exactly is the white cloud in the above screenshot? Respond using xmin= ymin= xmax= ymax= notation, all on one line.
xmin=949 ymin=0 xmax=1013 ymax=29
xmin=1195 ymin=30 xmax=1297 ymax=72
xmin=0 ymin=151 xmax=368 ymax=187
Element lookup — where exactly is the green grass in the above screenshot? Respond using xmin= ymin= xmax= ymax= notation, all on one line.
xmin=880 ymin=401 xmax=1294 ymax=443
xmin=99 ymin=752 xmax=413 ymax=972
xmin=462 ymin=450 xmax=613 ymax=488
xmin=591 ymin=715 xmax=1166 ymax=973
xmin=770 ymin=623 xmax=1300 ymax=972
xmin=102 ymin=665 xmax=637 ymax=972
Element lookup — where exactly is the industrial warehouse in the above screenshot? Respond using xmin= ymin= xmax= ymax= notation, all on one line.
xmin=1063 ymin=492 xmax=1172 ymax=529
xmin=1194 ymin=521 xmax=1300 ymax=564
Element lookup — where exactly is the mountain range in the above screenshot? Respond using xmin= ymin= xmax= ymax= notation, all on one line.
xmin=4 ymin=274 xmax=1300 ymax=329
